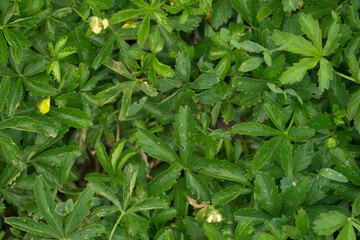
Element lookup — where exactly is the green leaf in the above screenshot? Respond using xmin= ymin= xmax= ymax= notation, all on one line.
xmin=211 ymin=0 xmax=232 ymax=29
xmin=192 ymin=158 xmax=250 ymax=185
xmin=3 ymin=28 xmax=22 ymax=63
xmin=263 ymin=92 xmax=285 ymax=130
xmin=23 ymin=77 xmax=57 ymax=96
xmin=319 ymin=168 xmax=348 ymax=183
xmin=232 ymin=122 xmax=282 ymax=136
xmin=317 ymin=58 xmax=333 ymax=92
xmin=104 ymin=57 xmax=134 ymax=79
xmin=126 ymin=197 xmax=168 ymax=214
xmin=234 ymin=209 xmax=272 ymax=225
xmin=336 ymin=220 xmax=356 ymax=240
xmin=239 ymin=57 xmax=263 ymax=72
xmin=176 ymin=52 xmax=191 ymax=81
xmin=251 ymin=135 xmax=283 ymax=174
xmin=313 ymin=211 xmax=347 ymax=235
xmin=306 ymin=113 xmax=336 ymax=130
xmin=174 ymin=106 xmax=195 ymax=166
xmin=86 ymin=0 xmax=112 ymax=8
xmin=255 ymin=173 xmax=281 ymax=217
xmin=230 ymin=0 xmax=259 ymax=26
xmin=203 ymin=222 xmax=223 ymax=240
xmin=288 ymin=126 xmax=315 ymax=142
xmin=0 ymin=134 xmax=23 ymax=170
xmin=186 ymin=170 xmax=211 ymax=201
xmin=280 ymin=57 xmax=319 ymax=84
xmin=349 ymin=5 xmax=360 ymax=31
xmin=147 ymin=163 xmax=182 ymax=196
xmin=347 ymin=89 xmax=360 ymax=133
xmin=323 ymin=21 xmax=342 ymax=56
xmin=68 ymin=224 xmax=104 ymax=240
xmin=48 ymin=107 xmax=93 ymax=129
xmin=0 ymin=31 xmax=7 ymax=65
xmin=119 ymin=82 xmax=135 ymax=121
xmin=190 ymin=73 xmax=219 ymax=89
xmin=257 ymin=0 xmax=281 ymax=21
xmin=205 ymin=136 xmax=217 ymax=159
xmin=253 ymin=233 xmax=277 ymax=240
xmin=111 ymin=9 xmax=148 ymax=23
xmin=153 ymin=57 xmax=175 ymax=78
xmin=329 ymin=148 xmax=360 ymax=186
xmin=96 ymin=82 xmax=132 ymax=106
xmin=240 ymin=40 xmax=265 ymax=53
xmin=23 ymin=59 xmax=47 ymax=76
xmin=0 ymin=116 xmax=56 ymax=137
xmin=281 ymin=178 xmax=311 ymax=216
xmin=65 ymin=187 xmax=94 ymax=235
xmin=6 ymin=78 xmax=23 ymax=117
xmin=296 ymin=209 xmax=309 ymax=236
xmin=95 ymin=142 xmax=113 ymax=176
xmin=212 ymin=185 xmax=252 ymax=206
xmin=35 ymin=176 xmax=63 ymax=236
xmin=88 ymin=180 xmax=122 ymax=209
xmin=0 ymin=76 xmax=10 ymax=111
xmin=282 ymin=225 xmax=302 ymax=239
xmin=272 ymin=30 xmax=320 ymax=57
xmin=282 ymin=0 xmax=302 ymax=12
xmin=233 ymin=77 xmax=268 ymax=93
xmin=92 ymin=34 xmax=115 ymax=70
xmin=138 ymin=12 xmax=151 ymax=47
xmin=281 ymin=137 xmax=293 ymax=177
xmin=234 ymin=221 xmax=254 ymax=240
xmin=31 ymin=145 xmax=81 ymax=167
xmin=263 ymin=55 xmax=285 ymax=79
xmin=299 ymin=13 xmax=322 ymax=51
xmin=5 ymin=217 xmax=62 ymax=239
xmin=215 ymin=53 xmax=231 ymax=80
xmin=136 ymin=128 xmax=180 ymax=164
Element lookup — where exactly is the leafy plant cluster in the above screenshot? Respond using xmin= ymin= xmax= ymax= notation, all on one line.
xmin=2 ymin=0 xmax=360 ymax=239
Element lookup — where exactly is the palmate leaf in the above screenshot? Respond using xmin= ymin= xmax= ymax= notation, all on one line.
xmin=273 ymin=13 xmax=339 ymax=92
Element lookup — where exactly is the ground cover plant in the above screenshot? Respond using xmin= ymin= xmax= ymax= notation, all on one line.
xmin=2 ymin=0 xmax=360 ymax=239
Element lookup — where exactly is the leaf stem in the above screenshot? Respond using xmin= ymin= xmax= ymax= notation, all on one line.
xmin=109 ymin=212 xmax=125 ymax=240
xmin=334 ymin=70 xmax=357 ymax=83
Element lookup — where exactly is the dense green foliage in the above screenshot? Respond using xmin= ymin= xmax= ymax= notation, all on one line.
xmin=1 ymin=0 xmax=360 ymax=239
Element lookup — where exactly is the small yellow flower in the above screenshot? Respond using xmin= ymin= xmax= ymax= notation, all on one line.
xmin=89 ymin=16 xmax=102 ymax=34
xmin=38 ymin=97 xmax=50 ymax=114
xmin=102 ymin=19 xmax=109 ymax=29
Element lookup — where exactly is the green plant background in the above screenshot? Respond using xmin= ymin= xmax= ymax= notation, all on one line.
xmin=1 ymin=0 xmax=360 ymax=239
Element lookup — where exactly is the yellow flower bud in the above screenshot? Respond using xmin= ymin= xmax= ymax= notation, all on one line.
xmin=297 ymin=1 xmax=304 ymax=9
xmin=38 ymin=97 xmax=50 ymax=114
xmin=90 ymin=16 xmax=102 ymax=34
xmin=102 ymin=19 xmax=109 ymax=29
